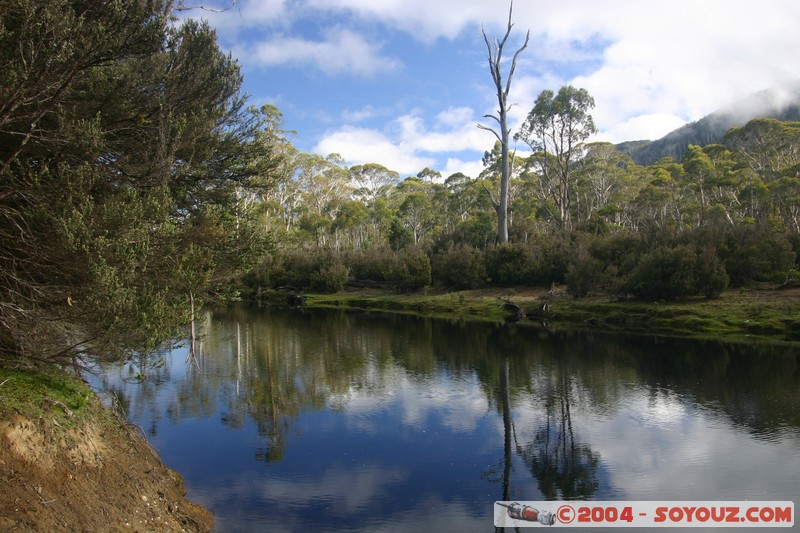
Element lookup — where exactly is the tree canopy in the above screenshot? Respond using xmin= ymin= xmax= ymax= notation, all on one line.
xmin=0 ymin=0 xmax=279 ymax=364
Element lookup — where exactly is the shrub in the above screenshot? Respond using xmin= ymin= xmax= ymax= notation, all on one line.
xmin=720 ymin=224 xmax=794 ymax=285
xmin=528 ymin=232 xmax=573 ymax=284
xmin=347 ymin=246 xmax=431 ymax=291
xmin=694 ymin=245 xmax=729 ymax=299
xmin=566 ymin=248 xmax=607 ymax=298
xmin=624 ymin=244 xmax=697 ymax=301
xmin=432 ymin=243 xmax=487 ymax=289
xmin=484 ymin=243 xmax=532 ymax=286
xmin=310 ymin=254 xmax=349 ymax=292
xmin=395 ymin=247 xmax=431 ymax=291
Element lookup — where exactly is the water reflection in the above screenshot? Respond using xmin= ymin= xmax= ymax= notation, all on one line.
xmin=95 ymin=305 xmax=800 ymax=532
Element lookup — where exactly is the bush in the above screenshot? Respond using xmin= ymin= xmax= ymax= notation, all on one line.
xmin=244 ymin=248 xmax=349 ymax=293
xmin=393 ymin=247 xmax=431 ymax=291
xmin=720 ymin=224 xmax=794 ymax=285
xmin=432 ymin=243 xmax=487 ymax=289
xmin=624 ymin=244 xmax=697 ymax=301
xmin=310 ymin=254 xmax=349 ymax=292
xmin=566 ymin=248 xmax=607 ymax=298
xmin=694 ymin=245 xmax=729 ymax=298
xmin=528 ymin=232 xmax=573 ymax=284
xmin=347 ymin=246 xmax=431 ymax=291
xmin=484 ymin=243 xmax=532 ymax=286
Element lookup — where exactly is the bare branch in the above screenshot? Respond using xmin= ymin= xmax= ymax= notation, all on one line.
xmin=482 ymin=183 xmax=500 ymax=210
xmin=174 ymin=0 xmax=238 ymax=13
xmin=482 ymin=113 xmax=502 ymax=126
xmin=505 ymin=29 xmax=530 ymax=98
xmin=477 ymin=123 xmax=502 ymax=144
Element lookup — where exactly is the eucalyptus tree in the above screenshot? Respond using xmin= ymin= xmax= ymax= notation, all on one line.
xmin=349 ymin=163 xmax=400 ymax=244
xmin=478 ymin=2 xmax=529 ymax=243
xmin=516 ymin=86 xmax=598 ymax=229
xmin=724 ymin=118 xmax=800 ymax=183
xmin=349 ymin=163 xmax=399 ymax=206
xmin=396 ymin=177 xmax=436 ymax=245
xmin=480 ymin=140 xmax=528 ymax=231
xmin=573 ymin=142 xmax=636 ymax=226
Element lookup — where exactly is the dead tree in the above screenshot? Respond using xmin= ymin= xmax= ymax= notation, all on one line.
xmin=478 ymin=2 xmax=529 ymax=244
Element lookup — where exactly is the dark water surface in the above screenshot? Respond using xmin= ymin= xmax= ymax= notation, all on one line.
xmin=93 ymin=305 xmax=800 ymax=532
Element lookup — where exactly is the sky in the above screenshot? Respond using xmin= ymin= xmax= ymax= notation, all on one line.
xmin=187 ymin=0 xmax=800 ymax=179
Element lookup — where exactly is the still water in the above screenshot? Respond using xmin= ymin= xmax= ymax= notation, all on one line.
xmin=93 ymin=305 xmax=800 ymax=532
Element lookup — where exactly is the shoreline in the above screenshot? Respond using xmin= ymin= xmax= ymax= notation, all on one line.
xmin=276 ymin=283 xmax=800 ymax=346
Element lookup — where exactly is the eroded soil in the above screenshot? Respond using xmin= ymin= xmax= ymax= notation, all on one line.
xmin=0 ymin=395 xmax=213 ymax=532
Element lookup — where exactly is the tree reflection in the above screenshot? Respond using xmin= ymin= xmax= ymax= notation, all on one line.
xmin=515 ymin=361 xmax=600 ymax=499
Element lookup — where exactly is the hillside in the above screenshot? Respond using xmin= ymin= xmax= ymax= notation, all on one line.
xmin=617 ymin=81 xmax=800 ymax=165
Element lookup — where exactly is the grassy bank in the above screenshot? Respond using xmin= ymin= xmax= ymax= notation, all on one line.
xmin=0 ymin=366 xmax=213 ymax=532
xmin=283 ymin=283 xmax=800 ymax=345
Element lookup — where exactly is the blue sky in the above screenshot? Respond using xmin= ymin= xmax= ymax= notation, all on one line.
xmin=188 ymin=0 xmax=800 ymax=178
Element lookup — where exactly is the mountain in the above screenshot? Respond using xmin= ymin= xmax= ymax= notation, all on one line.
xmin=616 ymin=81 xmax=800 ymax=165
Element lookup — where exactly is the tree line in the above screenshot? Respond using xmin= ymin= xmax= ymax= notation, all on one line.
xmin=245 ymin=112 xmax=800 ymax=300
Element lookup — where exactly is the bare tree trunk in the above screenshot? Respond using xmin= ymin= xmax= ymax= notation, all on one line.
xmin=479 ymin=2 xmax=529 ymax=244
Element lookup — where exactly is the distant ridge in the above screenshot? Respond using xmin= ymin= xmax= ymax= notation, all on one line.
xmin=616 ymin=81 xmax=800 ymax=165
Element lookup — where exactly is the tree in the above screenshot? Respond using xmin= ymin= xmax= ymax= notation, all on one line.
xmin=516 ymin=86 xmax=598 ymax=229
xmin=0 ymin=1 xmax=279 ymax=365
xmin=349 ymin=163 xmax=399 ymax=207
xmin=478 ymin=2 xmax=529 ymax=244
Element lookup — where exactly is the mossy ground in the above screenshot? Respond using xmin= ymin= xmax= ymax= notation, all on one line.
xmin=295 ymin=283 xmax=800 ymax=345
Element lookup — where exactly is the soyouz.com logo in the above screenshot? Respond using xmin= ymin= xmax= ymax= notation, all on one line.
xmin=493 ymin=501 xmax=794 ymax=528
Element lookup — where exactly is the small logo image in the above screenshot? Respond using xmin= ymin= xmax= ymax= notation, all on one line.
xmin=496 ymin=502 xmax=556 ymax=526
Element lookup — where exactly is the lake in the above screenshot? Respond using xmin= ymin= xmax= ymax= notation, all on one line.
xmin=92 ymin=305 xmax=800 ymax=532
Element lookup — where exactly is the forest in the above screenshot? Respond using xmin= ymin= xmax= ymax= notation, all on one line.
xmin=245 ymin=113 xmax=800 ymax=302
xmin=2 ymin=0 xmax=800 ymax=367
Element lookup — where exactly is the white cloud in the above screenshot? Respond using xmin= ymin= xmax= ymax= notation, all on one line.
xmin=305 ymin=1 xmax=800 ymax=143
xmin=600 ymin=113 xmax=687 ymax=144
xmin=442 ymin=157 xmax=485 ymax=179
xmin=314 ymin=126 xmax=434 ymax=175
xmin=196 ymin=0 xmax=800 ymax=167
xmin=342 ymin=105 xmax=382 ymax=123
xmin=315 ymin=108 xmax=497 ymax=176
xmin=237 ymin=28 xmax=401 ymax=76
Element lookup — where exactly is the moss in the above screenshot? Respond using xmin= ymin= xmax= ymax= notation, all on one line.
xmin=0 ymin=367 xmax=92 ymax=427
xmin=298 ymin=285 xmax=800 ymax=346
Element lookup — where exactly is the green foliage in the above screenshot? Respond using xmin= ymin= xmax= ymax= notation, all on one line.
xmin=624 ymin=244 xmax=698 ymax=301
xmin=432 ymin=243 xmax=488 ymax=289
xmin=311 ymin=254 xmax=349 ymax=293
xmin=388 ymin=217 xmax=414 ymax=251
xmin=694 ymin=245 xmax=729 ymax=298
xmin=389 ymin=247 xmax=432 ymax=291
xmin=349 ymin=247 xmax=431 ymax=291
xmin=718 ymin=224 xmax=795 ymax=285
xmin=566 ymin=247 xmax=607 ymax=298
xmin=0 ymin=1 xmax=282 ymax=364
xmin=485 ymin=243 xmax=532 ymax=286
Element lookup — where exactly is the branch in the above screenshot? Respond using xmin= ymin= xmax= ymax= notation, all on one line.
xmin=477 ymin=123 xmax=502 ymax=144
xmin=173 ymin=1 xmax=237 ymax=12
xmin=482 ymin=183 xmax=500 ymax=210
xmin=504 ymin=29 xmax=530 ymax=98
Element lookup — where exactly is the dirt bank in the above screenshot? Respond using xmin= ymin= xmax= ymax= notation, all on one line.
xmin=0 ymin=369 xmax=213 ymax=532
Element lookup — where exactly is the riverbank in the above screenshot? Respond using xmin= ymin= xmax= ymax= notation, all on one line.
xmin=289 ymin=282 xmax=800 ymax=345
xmin=0 ymin=366 xmax=213 ymax=532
